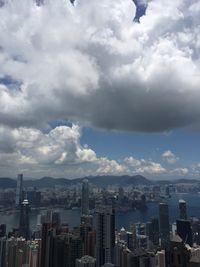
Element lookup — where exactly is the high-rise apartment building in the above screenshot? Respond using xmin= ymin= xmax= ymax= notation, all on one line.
xmin=165 ymin=235 xmax=191 ymax=266
xmin=5 ymin=237 xmax=40 ymax=267
xmin=96 ymin=206 xmax=115 ymax=267
xmin=28 ymin=241 xmax=41 ymax=267
xmin=65 ymin=233 xmax=83 ymax=267
xmin=6 ymin=237 xmax=27 ymax=267
xmin=81 ymin=179 xmax=89 ymax=216
xmin=40 ymin=223 xmax=52 ymax=267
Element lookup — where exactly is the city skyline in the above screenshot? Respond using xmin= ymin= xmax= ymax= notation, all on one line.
xmin=1 ymin=178 xmax=200 ymax=267
xmin=0 ymin=0 xmax=200 ymax=179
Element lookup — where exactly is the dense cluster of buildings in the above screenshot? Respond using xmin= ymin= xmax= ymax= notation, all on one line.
xmin=1 ymin=174 xmax=200 ymax=266
xmin=1 ymin=174 xmax=200 ymax=213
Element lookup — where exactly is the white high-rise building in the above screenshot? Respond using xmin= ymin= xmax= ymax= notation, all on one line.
xmin=81 ymin=179 xmax=89 ymax=215
xmin=96 ymin=206 xmax=115 ymax=267
xmin=16 ymin=174 xmax=23 ymax=206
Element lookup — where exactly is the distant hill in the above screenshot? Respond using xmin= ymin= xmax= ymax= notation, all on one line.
xmin=0 ymin=175 xmax=151 ymax=188
xmin=157 ymin=178 xmax=200 ymax=185
xmin=24 ymin=177 xmax=73 ymax=188
xmin=23 ymin=175 xmax=152 ymax=188
xmin=174 ymin=178 xmax=200 ymax=184
xmin=0 ymin=175 xmax=199 ymax=189
xmin=0 ymin=178 xmax=17 ymax=188
xmin=84 ymin=175 xmax=152 ymax=187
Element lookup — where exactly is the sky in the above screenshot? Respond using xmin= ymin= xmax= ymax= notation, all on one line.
xmin=0 ymin=0 xmax=200 ymax=179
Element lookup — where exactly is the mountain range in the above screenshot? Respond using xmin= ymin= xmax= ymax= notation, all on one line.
xmin=0 ymin=175 xmax=199 ymax=189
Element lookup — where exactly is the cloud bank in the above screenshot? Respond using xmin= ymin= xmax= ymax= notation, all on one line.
xmin=0 ymin=124 xmax=197 ymax=178
xmin=0 ymin=0 xmax=199 ymax=132
xmin=0 ymin=0 xmax=200 ymax=178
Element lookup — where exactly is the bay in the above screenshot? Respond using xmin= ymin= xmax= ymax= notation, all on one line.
xmin=1 ymin=193 xmax=200 ymax=233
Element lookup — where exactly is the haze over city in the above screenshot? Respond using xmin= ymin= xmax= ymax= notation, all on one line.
xmin=0 ymin=0 xmax=200 ymax=180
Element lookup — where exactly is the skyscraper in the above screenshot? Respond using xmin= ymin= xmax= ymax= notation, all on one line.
xmin=16 ymin=174 xmax=23 ymax=207
xmin=0 ymin=237 xmax=6 ymax=267
xmin=64 ymin=233 xmax=83 ymax=267
xmin=159 ymin=203 xmax=170 ymax=248
xmin=179 ymin=199 xmax=187 ymax=220
xmin=81 ymin=179 xmax=89 ymax=216
xmin=19 ymin=199 xmax=30 ymax=240
xmin=96 ymin=206 xmax=115 ymax=267
xmin=40 ymin=223 xmax=52 ymax=267
xmin=146 ymin=217 xmax=159 ymax=247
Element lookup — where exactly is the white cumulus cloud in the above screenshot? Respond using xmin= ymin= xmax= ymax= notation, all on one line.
xmin=0 ymin=0 xmax=199 ymax=132
xmin=124 ymin=156 xmax=166 ymax=174
xmin=0 ymin=123 xmax=197 ymax=178
xmin=162 ymin=150 xmax=179 ymax=164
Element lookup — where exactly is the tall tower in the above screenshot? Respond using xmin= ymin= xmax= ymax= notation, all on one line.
xmin=95 ymin=206 xmax=115 ymax=267
xmin=19 ymin=199 xmax=30 ymax=240
xmin=40 ymin=223 xmax=52 ymax=267
xmin=16 ymin=174 xmax=23 ymax=207
xmin=179 ymin=199 xmax=187 ymax=220
xmin=159 ymin=203 xmax=170 ymax=248
xmin=81 ymin=179 xmax=89 ymax=215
